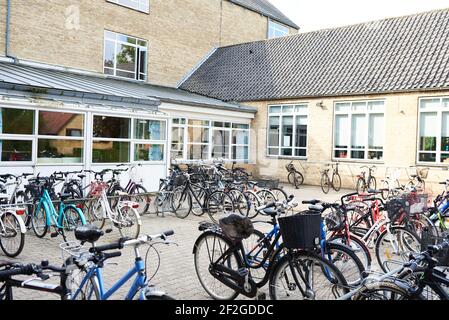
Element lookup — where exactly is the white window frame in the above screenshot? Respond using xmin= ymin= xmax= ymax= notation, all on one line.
xmin=107 ymin=0 xmax=149 ymax=13
xmin=268 ymin=20 xmax=289 ymax=39
xmin=104 ymin=30 xmax=148 ymax=81
xmin=267 ymin=103 xmax=308 ymax=159
xmin=92 ymin=114 xmax=167 ymax=165
xmin=171 ymin=118 xmax=250 ymax=162
xmin=333 ymin=100 xmax=385 ymax=162
xmin=417 ymin=97 xmax=449 ymax=165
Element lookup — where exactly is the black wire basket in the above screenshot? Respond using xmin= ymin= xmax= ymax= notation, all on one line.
xmin=421 ymin=229 xmax=449 ymax=267
xmin=278 ymin=211 xmax=321 ymax=250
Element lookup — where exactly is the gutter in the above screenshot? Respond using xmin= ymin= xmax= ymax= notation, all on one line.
xmin=5 ymin=0 xmax=17 ymax=61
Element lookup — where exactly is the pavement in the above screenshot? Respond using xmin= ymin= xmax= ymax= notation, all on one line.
xmin=3 ymin=184 xmax=357 ymax=300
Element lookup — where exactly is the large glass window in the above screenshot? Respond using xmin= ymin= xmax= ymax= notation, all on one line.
xmin=268 ymin=21 xmax=289 ymax=39
xmin=171 ymin=119 xmax=249 ymax=161
xmin=133 ymin=119 xmax=166 ymax=162
xmin=418 ymin=97 xmax=449 ymax=163
xmin=92 ymin=141 xmax=130 ymax=163
xmin=107 ymin=0 xmax=149 ymax=13
xmin=93 ymin=115 xmax=130 ymax=163
xmin=0 ymin=108 xmax=34 ymax=135
xmin=93 ymin=115 xmax=130 ymax=139
xmin=334 ymin=101 xmax=385 ymax=161
xmin=104 ymin=31 xmax=148 ymax=80
xmin=0 ymin=140 xmax=32 ymax=162
xmin=268 ymin=104 xmax=308 ymax=158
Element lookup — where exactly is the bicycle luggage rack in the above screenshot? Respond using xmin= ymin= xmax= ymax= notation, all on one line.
xmin=60 ymin=241 xmax=89 ymax=261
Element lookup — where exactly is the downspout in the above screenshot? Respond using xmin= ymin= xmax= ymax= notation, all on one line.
xmin=5 ymin=0 xmax=17 ymax=61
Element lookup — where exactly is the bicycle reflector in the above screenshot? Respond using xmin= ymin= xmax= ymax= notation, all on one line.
xmin=132 ymin=203 xmax=140 ymax=209
xmin=76 ymin=204 xmax=84 ymax=209
xmin=15 ymin=209 xmax=26 ymax=215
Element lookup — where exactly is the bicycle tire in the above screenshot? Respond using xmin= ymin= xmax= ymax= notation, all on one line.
xmin=206 ymin=191 xmax=234 ymax=224
xmin=171 ymin=186 xmax=192 ymax=219
xmin=381 ymin=180 xmax=390 ymax=200
xmin=0 ymin=212 xmax=25 ymax=258
xmin=368 ymin=176 xmax=377 ymax=191
xmin=31 ymin=205 xmax=48 ymax=238
xmin=130 ymin=185 xmax=150 ymax=215
xmin=61 ymin=206 xmax=85 ymax=243
xmin=270 ymin=187 xmax=288 ymax=202
xmin=86 ymin=198 xmax=106 ymax=229
xmin=117 ymin=205 xmax=141 ymax=239
xmin=332 ymin=173 xmax=342 ymax=192
xmin=269 ymin=251 xmax=349 ymax=300
xmin=375 ymin=226 xmax=421 ymax=273
xmin=356 ymin=178 xmax=365 ymax=194
xmin=321 ymin=174 xmax=330 ymax=194
xmin=193 ymin=231 xmax=242 ymax=300
xmin=329 ymin=234 xmax=372 ymax=272
xmin=243 ymin=190 xmax=261 ymax=219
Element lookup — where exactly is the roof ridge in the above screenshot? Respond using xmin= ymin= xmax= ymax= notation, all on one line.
xmin=215 ymin=6 xmax=449 ymax=50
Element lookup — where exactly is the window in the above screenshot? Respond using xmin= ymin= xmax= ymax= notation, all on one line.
xmin=37 ymin=111 xmax=85 ymax=164
xmin=107 ymin=0 xmax=149 ymax=13
xmin=93 ymin=115 xmax=130 ymax=163
xmin=171 ymin=119 xmax=250 ymax=161
xmin=334 ymin=101 xmax=385 ymax=161
xmin=268 ymin=21 xmax=289 ymax=39
xmin=418 ymin=97 xmax=449 ymax=163
xmin=0 ymin=107 xmax=34 ymax=163
xmin=104 ymin=31 xmax=148 ymax=80
xmin=268 ymin=104 xmax=308 ymax=158
xmin=133 ymin=119 xmax=166 ymax=162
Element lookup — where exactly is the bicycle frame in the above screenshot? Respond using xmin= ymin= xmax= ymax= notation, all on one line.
xmin=36 ymin=189 xmax=85 ymax=228
xmin=73 ymin=258 xmax=147 ymax=300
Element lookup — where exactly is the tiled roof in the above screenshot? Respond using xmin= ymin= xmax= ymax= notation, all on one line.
xmin=180 ymin=8 xmax=449 ymax=102
xmin=228 ymin=0 xmax=299 ymax=29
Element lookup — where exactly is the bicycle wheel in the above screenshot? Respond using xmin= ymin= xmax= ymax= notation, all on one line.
xmin=61 ymin=206 xmax=85 ymax=243
xmin=31 ymin=205 xmax=48 ymax=238
xmin=86 ymin=198 xmax=106 ymax=229
xmin=191 ymin=184 xmax=206 ymax=217
xmin=375 ymin=226 xmax=421 ymax=273
xmin=117 ymin=205 xmax=141 ymax=239
xmin=288 ymin=171 xmax=304 ymax=188
xmin=368 ymin=176 xmax=377 ymax=191
xmin=381 ymin=180 xmax=390 ymax=200
xmin=193 ymin=232 xmax=242 ymax=300
xmin=64 ymin=265 xmax=101 ymax=300
xmin=130 ymin=185 xmax=150 ymax=215
xmin=329 ymin=234 xmax=372 ymax=272
xmin=171 ymin=187 xmax=192 ymax=219
xmin=270 ymin=187 xmax=288 ymax=202
xmin=108 ymin=185 xmax=126 ymax=210
xmin=206 ymin=191 xmax=234 ymax=224
xmin=0 ymin=212 xmax=25 ymax=257
xmin=243 ymin=191 xmax=260 ymax=219
xmin=322 ymin=242 xmax=365 ymax=287
xmin=241 ymin=228 xmax=271 ymax=283
xmin=256 ymin=189 xmax=276 ymax=204
xmin=321 ymin=174 xmax=330 ymax=194
xmin=269 ymin=251 xmax=349 ymax=300
xmin=226 ymin=189 xmax=247 ymax=216
xmin=397 ymin=267 xmax=448 ymax=300
xmin=356 ymin=178 xmax=365 ymax=194
xmin=353 ymin=281 xmax=415 ymax=300
xmin=332 ymin=173 xmax=342 ymax=192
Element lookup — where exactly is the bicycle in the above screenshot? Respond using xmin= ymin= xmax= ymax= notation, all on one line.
xmin=62 ymin=225 xmax=175 ymax=300
xmin=85 ymin=171 xmax=141 ymax=239
xmin=406 ymin=166 xmax=429 ymax=193
xmin=0 ymin=205 xmax=26 ymax=257
xmin=380 ymin=168 xmax=402 ymax=200
xmin=320 ymin=162 xmax=342 ymax=194
xmin=193 ymin=210 xmax=350 ymax=300
xmin=171 ymin=171 xmax=235 ymax=223
xmin=30 ymin=176 xmax=87 ymax=242
xmin=356 ymin=166 xmax=377 ymax=194
xmin=116 ymin=164 xmax=151 ymax=215
xmin=286 ymin=160 xmax=304 ymax=188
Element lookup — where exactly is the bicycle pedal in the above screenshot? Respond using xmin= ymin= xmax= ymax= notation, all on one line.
xmin=50 ymin=232 xmax=59 ymax=238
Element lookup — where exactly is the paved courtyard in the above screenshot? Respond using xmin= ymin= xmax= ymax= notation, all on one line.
xmin=4 ymin=184 xmax=356 ymax=300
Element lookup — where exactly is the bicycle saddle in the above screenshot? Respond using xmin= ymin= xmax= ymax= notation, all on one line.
xmin=75 ymin=225 xmax=104 ymax=243
xmin=308 ymin=204 xmax=324 ymax=212
xmin=219 ymin=214 xmax=254 ymax=240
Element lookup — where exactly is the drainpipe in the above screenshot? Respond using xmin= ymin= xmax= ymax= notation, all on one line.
xmin=5 ymin=0 xmax=17 ymax=61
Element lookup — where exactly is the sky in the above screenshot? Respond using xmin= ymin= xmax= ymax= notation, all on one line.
xmin=270 ymin=0 xmax=449 ymax=32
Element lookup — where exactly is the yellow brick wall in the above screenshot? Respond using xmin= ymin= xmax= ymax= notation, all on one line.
xmin=244 ymin=91 xmax=449 ymax=195
xmin=1 ymin=0 xmax=297 ymax=87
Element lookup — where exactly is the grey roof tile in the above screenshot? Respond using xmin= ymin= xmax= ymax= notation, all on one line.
xmin=181 ymin=8 xmax=449 ymax=102
xmin=228 ymin=0 xmax=298 ymax=29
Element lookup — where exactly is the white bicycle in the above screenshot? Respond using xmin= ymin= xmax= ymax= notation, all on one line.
xmin=0 ymin=205 xmax=26 ymax=257
xmin=86 ymin=180 xmax=141 ymax=239
xmin=380 ymin=168 xmax=402 ymax=200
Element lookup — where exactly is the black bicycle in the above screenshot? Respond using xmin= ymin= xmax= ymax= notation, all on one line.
xmin=356 ymin=166 xmax=377 ymax=194
xmin=193 ymin=207 xmax=350 ymax=300
xmin=286 ymin=160 xmax=304 ymax=188
xmin=320 ymin=162 xmax=341 ymax=194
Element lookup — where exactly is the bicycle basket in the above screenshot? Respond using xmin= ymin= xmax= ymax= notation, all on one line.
xmin=420 ymin=229 xmax=449 ymax=266
xmin=219 ymin=214 xmax=254 ymax=241
xmin=278 ymin=211 xmax=321 ymax=250
xmin=384 ymin=196 xmax=409 ymax=223
xmin=173 ymin=174 xmax=187 ymax=187
xmin=256 ymin=179 xmax=279 ymax=189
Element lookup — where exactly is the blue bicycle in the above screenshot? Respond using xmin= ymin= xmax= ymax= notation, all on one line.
xmin=63 ymin=225 xmax=175 ymax=300
xmin=244 ymin=198 xmax=365 ymax=287
xmin=30 ymin=176 xmax=86 ymax=242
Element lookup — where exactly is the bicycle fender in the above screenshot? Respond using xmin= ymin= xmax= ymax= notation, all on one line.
xmin=64 ymin=204 xmax=87 ymax=225
xmin=2 ymin=211 xmax=26 ymax=234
